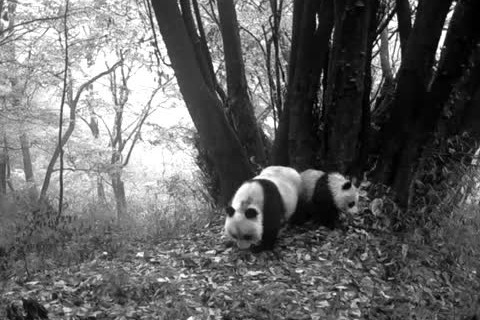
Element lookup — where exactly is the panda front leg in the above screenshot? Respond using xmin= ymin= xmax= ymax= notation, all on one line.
xmin=251 ymin=228 xmax=278 ymax=252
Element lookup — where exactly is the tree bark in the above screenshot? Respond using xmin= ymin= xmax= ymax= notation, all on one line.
xmin=179 ymin=0 xmax=216 ymax=92
xmin=379 ymin=28 xmax=393 ymax=84
xmin=395 ymin=0 xmax=412 ymax=58
xmin=0 ymin=136 xmax=7 ymax=195
xmin=272 ymin=0 xmax=334 ymax=168
xmin=442 ymin=48 xmax=480 ymax=140
xmin=322 ymin=0 xmax=375 ymax=175
xmin=288 ymin=0 xmax=334 ymax=170
xmin=151 ymin=0 xmax=253 ymax=204
xmin=111 ymin=170 xmax=127 ymax=220
xmin=217 ymin=0 xmax=267 ymax=166
xmin=371 ymin=27 xmax=395 ymax=125
xmin=20 ymin=133 xmax=38 ymax=200
xmin=428 ymin=0 xmax=480 ymax=119
xmin=271 ymin=0 xmax=304 ymax=166
xmin=373 ymin=0 xmax=453 ymax=207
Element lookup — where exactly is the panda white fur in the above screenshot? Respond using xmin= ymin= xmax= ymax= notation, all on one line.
xmin=224 ymin=166 xmax=301 ymax=252
xmin=294 ymin=169 xmax=359 ymax=229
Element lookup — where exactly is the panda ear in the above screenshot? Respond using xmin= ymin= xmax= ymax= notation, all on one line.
xmin=225 ymin=206 xmax=235 ymax=217
xmin=342 ymin=181 xmax=352 ymax=190
xmin=245 ymin=208 xmax=258 ymax=219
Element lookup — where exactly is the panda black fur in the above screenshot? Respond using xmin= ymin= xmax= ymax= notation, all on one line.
xmin=294 ymin=169 xmax=359 ymax=229
xmin=224 ymin=166 xmax=301 ymax=252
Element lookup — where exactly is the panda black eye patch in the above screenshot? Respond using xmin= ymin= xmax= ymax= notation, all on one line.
xmin=348 ymin=201 xmax=355 ymax=208
xmin=245 ymin=208 xmax=258 ymax=219
xmin=243 ymin=235 xmax=253 ymax=241
xmin=342 ymin=181 xmax=352 ymax=190
xmin=226 ymin=206 xmax=235 ymax=217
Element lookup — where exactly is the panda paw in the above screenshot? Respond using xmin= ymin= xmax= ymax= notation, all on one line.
xmin=251 ymin=243 xmax=274 ymax=253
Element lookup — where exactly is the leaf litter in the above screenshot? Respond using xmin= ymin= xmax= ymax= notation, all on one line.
xmin=1 ymin=214 xmax=479 ymax=320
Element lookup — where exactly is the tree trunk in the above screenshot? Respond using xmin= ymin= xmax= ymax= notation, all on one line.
xmin=217 ymin=0 xmax=267 ymax=166
xmin=371 ymin=27 xmax=395 ymax=126
xmin=0 ymin=136 xmax=7 ymax=195
xmin=288 ymin=0 xmax=334 ymax=170
xmin=271 ymin=0 xmax=304 ymax=166
xmin=179 ymin=0 xmax=216 ymax=92
xmin=373 ymin=0 xmax=453 ymax=207
xmin=356 ymin=0 xmax=379 ymax=179
xmin=111 ymin=171 xmax=127 ymax=220
xmin=97 ymin=176 xmax=107 ymax=204
xmin=20 ymin=133 xmax=38 ymax=200
xmin=395 ymin=0 xmax=412 ymax=58
xmin=151 ymin=0 xmax=253 ymax=204
xmin=321 ymin=0 xmax=375 ymax=175
xmin=428 ymin=0 xmax=480 ymax=118
xmin=272 ymin=0 xmax=334 ymax=168
xmin=441 ymin=48 xmax=480 ymax=140
xmin=379 ymin=28 xmax=393 ymax=84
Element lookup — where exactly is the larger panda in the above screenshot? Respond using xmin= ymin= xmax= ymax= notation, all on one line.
xmin=224 ymin=166 xmax=301 ymax=252
xmin=294 ymin=169 xmax=359 ymax=229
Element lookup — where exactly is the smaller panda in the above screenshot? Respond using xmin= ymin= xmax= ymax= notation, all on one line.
xmin=295 ymin=169 xmax=359 ymax=229
xmin=224 ymin=166 xmax=301 ymax=252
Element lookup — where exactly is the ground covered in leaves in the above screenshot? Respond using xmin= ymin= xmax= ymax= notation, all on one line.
xmin=1 ymin=213 xmax=479 ymax=320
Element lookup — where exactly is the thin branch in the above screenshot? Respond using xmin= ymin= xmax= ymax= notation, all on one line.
xmin=123 ymin=87 xmax=160 ymax=166
xmin=72 ymin=60 xmax=122 ymax=106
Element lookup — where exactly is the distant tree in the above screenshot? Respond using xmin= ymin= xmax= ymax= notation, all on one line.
xmin=40 ymin=63 xmax=120 ymax=200
xmin=101 ymin=52 xmax=160 ymax=220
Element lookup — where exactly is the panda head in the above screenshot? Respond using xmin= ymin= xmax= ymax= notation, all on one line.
xmin=224 ymin=182 xmax=264 ymax=250
xmin=329 ymin=173 xmax=359 ymax=214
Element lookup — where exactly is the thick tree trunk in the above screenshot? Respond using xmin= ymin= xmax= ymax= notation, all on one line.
xmin=179 ymin=0 xmax=216 ymax=92
xmin=288 ymin=0 xmax=334 ymax=170
xmin=428 ymin=0 xmax=480 ymax=118
xmin=322 ymin=0 xmax=375 ymax=175
xmin=441 ymin=48 xmax=480 ymax=140
xmin=373 ymin=0 xmax=453 ymax=207
xmin=356 ymin=0 xmax=379 ymax=179
xmin=20 ymin=133 xmax=38 ymax=200
xmin=272 ymin=0 xmax=334 ymax=169
xmin=217 ymin=0 xmax=267 ymax=166
xmin=272 ymin=0 xmax=304 ymax=166
xmin=151 ymin=0 xmax=253 ymax=204
xmin=395 ymin=0 xmax=412 ymax=58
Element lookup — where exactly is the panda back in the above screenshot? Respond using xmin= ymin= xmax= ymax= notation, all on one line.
xmin=300 ymin=169 xmax=325 ymax=202
xmin=257 ymin=166 xmax=301 ymax=219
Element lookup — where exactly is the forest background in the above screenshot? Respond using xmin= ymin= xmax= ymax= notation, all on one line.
xmin=1 ymin=0 xmax=480 ymax=318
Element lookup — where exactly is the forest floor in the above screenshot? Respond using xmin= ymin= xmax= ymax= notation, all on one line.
xmin=1 ymin=212 xmax=479 ymax=320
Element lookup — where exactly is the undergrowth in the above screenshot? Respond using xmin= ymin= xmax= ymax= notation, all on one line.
xmin=0 ymin=178 xmax=215 ymax=280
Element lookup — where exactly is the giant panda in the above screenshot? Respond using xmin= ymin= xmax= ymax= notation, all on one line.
xmin=294 ymin=169 xmax=359 ymax=229
xmin=224 ymin=166 xmax=302 ymax=252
